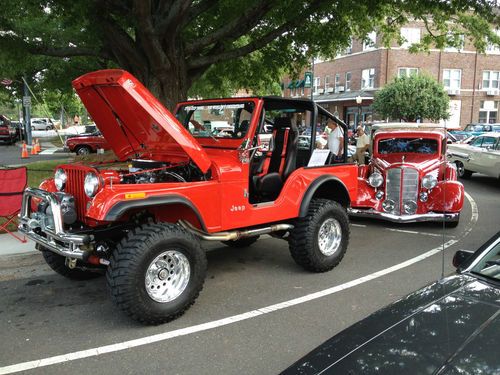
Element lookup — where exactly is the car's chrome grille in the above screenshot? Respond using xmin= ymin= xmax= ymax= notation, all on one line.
xmin=385 ymin=167 xmax=419 ymax=214
xmin=63 ymin=168 xmax=90 ymax=221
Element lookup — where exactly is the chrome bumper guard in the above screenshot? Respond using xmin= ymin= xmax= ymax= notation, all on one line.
xmin=18 ymin=187 xmax=92 ymax=259
xmin=348 ymin=208 xmax=459 ymax=223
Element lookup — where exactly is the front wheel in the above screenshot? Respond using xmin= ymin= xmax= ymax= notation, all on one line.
xmin=107 ymin=223 xmax=207 ymax=325
xmin=455 ymin=161 xmax=472 ymax=179
xmin=75 ymin=145 xmax=91 ymax=155
xmin=41 ymin=248 xmax=103 ymax=280
xmin=289 ymin=199 xmax=349 ymax=272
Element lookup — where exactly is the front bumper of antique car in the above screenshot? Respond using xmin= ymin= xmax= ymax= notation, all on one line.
xmin=347 ymin=208 xmax=459 ymax=223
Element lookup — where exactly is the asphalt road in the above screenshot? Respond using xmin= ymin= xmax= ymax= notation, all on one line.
xmin=0 ymin=142 xmax=70 ymax=166
xmin=0 ymin=175 xmax=498 ymax=375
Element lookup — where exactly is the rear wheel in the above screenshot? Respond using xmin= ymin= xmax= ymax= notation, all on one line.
xmin=107 ymin=223 xmax=207 ymax=325
xmin=455 ymin=161 xmax=472 ymax=179
xmin=41 ymin=248 xmax=102 ymax=280
xmin=289 ymin=199 xmax=349 ymax=272
xmin=222 ymin=236 xmax=260 ymax=248
xmin=75 ymin=145 xmax=91 ymax=155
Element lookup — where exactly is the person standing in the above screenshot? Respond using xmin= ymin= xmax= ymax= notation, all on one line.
xmin=353 ymin=126 xmax=370 ymax=165
xmin=326 ymin=119 xmax=344 ymax=162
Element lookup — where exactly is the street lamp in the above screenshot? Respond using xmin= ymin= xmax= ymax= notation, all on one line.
xmin=355 ymin=95 xmax=363 ymax=129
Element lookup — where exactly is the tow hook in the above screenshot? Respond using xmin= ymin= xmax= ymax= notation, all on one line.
xmin=66 ymin=257 xmax=78 ymax=269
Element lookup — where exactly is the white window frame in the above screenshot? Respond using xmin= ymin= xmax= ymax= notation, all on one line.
xmin=486 ymin=29 xmax=500 ymax=54
xmin=443 ymin=69 xmax=461 ymax=90
xmin=400 ymin=27 xmax=420 ymax=48
xmin=398 ymin=67 xmax=419 ymax=77
xmin=324 ymin=75 xmax=330 ymax=91
xmin=479 ymin=100 xmax=498 ymax=123
xmin=482 ymin=70 xmax=500 ymax=90
xmin=345 ymin=72 xmax=351 ymax=91
xmin=313 ymin=76 xmax=321 ymax=94
xmin=444 ymin=34 xmax=465 ymax=52
xmin=334 ymin=73 xmax=340 ymax=89
xmin=361 ymin=68 xmax=375 ymax=89
xmin=363 ymin=31 xmax=377 ymax=51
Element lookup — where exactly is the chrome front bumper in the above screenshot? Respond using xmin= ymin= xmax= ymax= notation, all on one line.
xmin=18 ymin=187 xmax=92 ymax=259
xmin=348 ymin=208 xmax=459 ymax=223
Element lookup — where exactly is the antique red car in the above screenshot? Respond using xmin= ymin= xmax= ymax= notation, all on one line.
xmin=64 ymin=130 xmax=111 ymax=155
xmin=349 ymin=125 xmax=464 ymax=227
xmin=19 ymin=69 xmax=358 ymax=324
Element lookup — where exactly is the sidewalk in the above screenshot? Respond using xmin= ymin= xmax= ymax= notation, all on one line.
xmin=0 ymin=233 xmax=37 ymax=257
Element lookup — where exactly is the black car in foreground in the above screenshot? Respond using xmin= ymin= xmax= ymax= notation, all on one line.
xmin=282 ymin=231 xmax=500 ymax=375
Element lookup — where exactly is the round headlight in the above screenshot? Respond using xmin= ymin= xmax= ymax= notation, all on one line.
xmin=54 ymin=168 xmax=67 ymax=191
xmin=368 ymin=172 xmax=384 ymax=188
xmin=422 ymin=174 xmax=438 ymax=190
xmin=403 ymin=200 xmax=417 ymax=215
xmin=84 ymin=173 xmax=100 ymax=197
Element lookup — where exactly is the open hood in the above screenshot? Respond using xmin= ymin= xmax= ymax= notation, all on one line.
xmin=72 ymin=69 xmax=211 ymax=173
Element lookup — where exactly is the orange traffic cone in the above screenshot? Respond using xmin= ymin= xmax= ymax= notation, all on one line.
xmin=31 ymin=140 xmax=38 ymax=155
xmin=35 ymin=139 xmax=41 ymax=153
xmin=21 ymin=142 xmax=29 ymax=159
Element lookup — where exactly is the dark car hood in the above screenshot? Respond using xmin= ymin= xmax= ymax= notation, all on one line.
xmin=282 ymin=275 xmax=500 ymax=375
xmin=72 ymin=69 xmax=211 ymax=173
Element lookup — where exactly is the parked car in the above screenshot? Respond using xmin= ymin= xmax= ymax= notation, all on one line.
xmin=31 ymin=117 xmax=55 ymax=130
xmin=19 ymin=69 xmax=358 ymax=325
xmin=447 ymin=132 xmax=500 ymax=179
xmin=64 ymin=131 xmax=111 ymax=155
xmin=349 ymin=124 xmax=464 ymax=227
xmin=0 ymin=115 xmax=18 ymax=144
xmin=282 ymin=230 xmax=500 ymax=375
xmin=457 ymin=122 xmax=500 ymax=138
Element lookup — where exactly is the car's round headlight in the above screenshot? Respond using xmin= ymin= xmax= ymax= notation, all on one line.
xmin=368 ymin=172 xmax=384 ymax=188
xmin=54 ymin=168 xmax=67 ymax=191
xmin=84 ymin=173 xmax=100 ymax=197
xmin=422 ymin=174 xmax=438 ymax=189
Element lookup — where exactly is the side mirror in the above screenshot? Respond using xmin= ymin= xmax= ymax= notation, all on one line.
xmin=452 ymin=250 xmax=474 ymax=268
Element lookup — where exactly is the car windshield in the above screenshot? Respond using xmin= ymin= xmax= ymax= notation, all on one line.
xmin=377 ymin=137 xmax=438 ymax=154
xmin=470 ymin=238 xmax=500 ymax=282
xmin=176 ymin=102 xmax=255 ymax=139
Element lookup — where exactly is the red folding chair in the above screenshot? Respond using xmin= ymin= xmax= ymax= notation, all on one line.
xmin=0 ymin=166 xmax=27 ymax=243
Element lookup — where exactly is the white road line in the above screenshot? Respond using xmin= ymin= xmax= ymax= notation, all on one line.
xmin=351 ymin=224 xmax=367 ymax=228
xmin=385 ymin=228 xmax=454 ymax=238
xmin=0 ymin=193 xmax=478 ymax=375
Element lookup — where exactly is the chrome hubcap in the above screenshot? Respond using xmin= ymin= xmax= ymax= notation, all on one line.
xmin=145 ymin=250 xmax=190 ymax=303
xmin=317 ymin=218 xmax=342 ymax=256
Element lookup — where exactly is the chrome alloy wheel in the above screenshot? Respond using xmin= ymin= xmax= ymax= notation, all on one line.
xmin=317 ymin=218 xmax=342 ymax=256
xmin=145 ymin=250 xmax=190 ymax=303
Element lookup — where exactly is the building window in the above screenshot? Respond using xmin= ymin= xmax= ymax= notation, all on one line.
xmin=486 ymin=30 xmax=500 ymax=54
xmin=361 ymin=68 xmax=375 ymax=89
xmin=444 ymin=34 xmax=465 ymax=52
xmin=313 ymin=77 xmax=321 ymax=94
xmin=479 ymin=100 xmax=498 ymax=123
xmin=363 ymin=31 xmax=377 ymax=51
xmin=400 ymin=27 xmax=420 ymax=48
xmin=482 ymin=71 xmax=500 ymax=90
xmin=443 ymin=69 xmax=461 ymax=90
xmin=398 ymin=68 xmax=419 ymax=77
xmin=345 ymin=72 xmax=351 ymax=91
xmin=334 ymin=73 xmax=340 ymax=91
xmin=346 ymin=38 xmax=353 ymax=54
xmin=324 ymin=75 xmax=330 ymax=91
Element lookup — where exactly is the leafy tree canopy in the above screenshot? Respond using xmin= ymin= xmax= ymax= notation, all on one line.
xmin=373 ymin=74 xmax=450 ymax=122
xmin=1 ymin=0 xmax=499 ymax=110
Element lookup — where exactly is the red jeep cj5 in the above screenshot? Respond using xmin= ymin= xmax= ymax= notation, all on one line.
xmin=19 ymin=70 xmax=358 ymax=324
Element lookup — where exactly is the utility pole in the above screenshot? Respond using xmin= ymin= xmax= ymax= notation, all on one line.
xmin=22 ymin=76 xmax=32 ymax=145
xmin=310 ymin=57 xmax=315 ymax=101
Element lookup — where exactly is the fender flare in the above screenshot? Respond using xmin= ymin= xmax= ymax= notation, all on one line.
xmin=104 ymin=194 xmax=207 ymax=231
xmin=299 ymin=175 xmax=350 ymax=217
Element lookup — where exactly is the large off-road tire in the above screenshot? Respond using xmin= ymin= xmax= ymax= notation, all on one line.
xmin=41 ymin=249 xmax=102 ymax=280
xmin=455 ymin=161 xmax=472 ymax=179
xmin=222 ymin=236 xmax=260 ymax=248
xmin=289 ymin=199 xmax=349 ymax=272
xmin=107 ymin=223 xmax=207 ymax=325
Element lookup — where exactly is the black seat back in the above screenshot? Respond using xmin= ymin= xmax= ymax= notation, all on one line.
xmin=268 ymin=117 xmax=290 ymax=174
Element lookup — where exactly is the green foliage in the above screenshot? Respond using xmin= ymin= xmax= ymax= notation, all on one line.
xmin=373 ymin=75 xmax=450 ymax=122
xmin=0 ymin=0 xmax=499 ymax=106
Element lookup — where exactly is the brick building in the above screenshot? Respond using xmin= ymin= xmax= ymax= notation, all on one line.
xmin=283 ymin=23 xmax=500 ymax=130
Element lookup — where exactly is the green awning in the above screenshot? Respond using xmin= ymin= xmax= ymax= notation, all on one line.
xmin=296 ymin=80 xmax=305 ymax=88
xmin=287 ymin=81 xmax=295 ymax=89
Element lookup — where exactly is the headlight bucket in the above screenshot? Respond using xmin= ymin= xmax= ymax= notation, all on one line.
xmin=422 ymin=174 xmax=438 ymax=190
xmin=54 ymin=168 xmax=67 ymax=191
xmin=368 ymin=172 xmax=384 ymax=188
xmin=84 ymin=173 xmax=100 ymax=197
